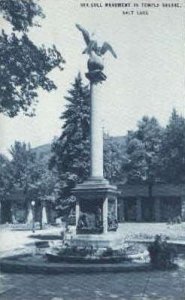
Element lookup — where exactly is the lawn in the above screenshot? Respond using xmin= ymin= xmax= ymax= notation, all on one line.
xmin=118 ymin=222 xmax=185 ymax=241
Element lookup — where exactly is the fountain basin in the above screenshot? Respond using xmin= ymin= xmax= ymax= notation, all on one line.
xmin=45 ymin=253 xmax=128 ymax=264
xmin=0 ymin=253 xmax=151 ymax=274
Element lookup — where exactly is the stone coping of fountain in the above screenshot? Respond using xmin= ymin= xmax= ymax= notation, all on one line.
xmin=1 ymin=238 xmax=183 ymax=274
xmin=126 ymin=239 xmax=185 ymax=244
xmin=65 ymin=232 xmax=124 ymax=249
xmin=125 ymin=239 xmax=185 ymax=253
xmin=0 ymin=253 xmax=151 ymax=274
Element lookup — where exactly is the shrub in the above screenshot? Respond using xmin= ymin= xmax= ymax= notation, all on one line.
xmin=148 ymin=235 xmax=177 ymax=269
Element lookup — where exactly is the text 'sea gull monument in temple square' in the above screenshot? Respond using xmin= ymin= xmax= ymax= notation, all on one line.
xmin=68 ymin=24 xmax=121 ymax=248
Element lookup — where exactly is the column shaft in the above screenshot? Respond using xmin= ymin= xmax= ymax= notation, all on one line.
xmin=90 ymin=82 xmax=103 ymax=178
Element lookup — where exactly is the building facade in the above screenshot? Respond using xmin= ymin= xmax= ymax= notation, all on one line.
xmin=117 ymin=184 xmax=185 ymax=223
xmin=1 ymin=183 xmax=185 ymax=224
xmin=0 ymin=189 xmax=56 ymax=225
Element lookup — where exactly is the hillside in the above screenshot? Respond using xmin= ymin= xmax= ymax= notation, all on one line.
xmin=32 ymin=135 xmax=127 ymax=160
xmin=32 ymin=143 xmax=51 ymax=160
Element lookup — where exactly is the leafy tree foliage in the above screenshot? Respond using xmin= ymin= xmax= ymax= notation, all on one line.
xmin=122 ymin=116 xmax=163 ymax=196
xmin=50 ymin=73 xmax=91 ymax=182
xmin=0 ymin=153 xmax=13 ymax=198
xmin=50 ymin=74 xmax=128 ymax=217
xmin=0 ymin=0 xmax=44 ymax=31
xmin=160 ymin=109 xmax=185 ymax=183
xmin=0 ymin=141 xmax=57 ymax=224
xmin=50 ymin=73 xmax=90 ymax=216
xmin=8 ymin=141 xmax=57 ymax=207
xmin=2 ymin=109 xmax=185 ymax=222
xmin=0 ymin=0 xmax=65 ymax=117
xmin=9 ymin=141 xmax=35 ymax=191
xmin=104 ymin=134 xmax=125 ymax=183
xmin=32 ymin=150 xmax=58 ymax=204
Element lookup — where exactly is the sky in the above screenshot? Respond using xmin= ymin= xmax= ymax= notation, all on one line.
xmin=0 ymin=0 xmax=184 ymax=156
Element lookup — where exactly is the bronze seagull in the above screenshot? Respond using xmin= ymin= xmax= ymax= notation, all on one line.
xmin=76 ymin=24 xmax=117 ymax=58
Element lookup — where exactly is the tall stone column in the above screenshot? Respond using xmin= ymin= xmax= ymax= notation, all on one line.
xmin=90 ymin=82 xmax=103 ymax=179
xmin=72 ymin=25 xmax=118 ymax=239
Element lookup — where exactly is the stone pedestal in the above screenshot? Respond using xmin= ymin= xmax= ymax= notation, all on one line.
xmin=65 ymin=231 xmax=123 ymax=249
xmin=73 ymin=178 xmax=118 ymax=235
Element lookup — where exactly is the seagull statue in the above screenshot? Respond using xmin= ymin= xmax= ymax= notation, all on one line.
xmin=76 ymin=24 xmax=117 ymax=58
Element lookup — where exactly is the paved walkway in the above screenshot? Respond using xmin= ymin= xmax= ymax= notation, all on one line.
xmin=1 ymin=224 xmax=185 ymax=299
xmin=1 ymin=261 xmax=185 ymax=300
xmin=0 ymin=226 xmax=63 ymax=257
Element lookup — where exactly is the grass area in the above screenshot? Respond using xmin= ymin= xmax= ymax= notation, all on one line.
xmin=1 ymin=222 xmax=185 ymax=257
xmin=118 ymin=222 xmax=185 ymax=241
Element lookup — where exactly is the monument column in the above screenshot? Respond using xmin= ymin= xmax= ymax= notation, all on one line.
xmin=90 ymin=82 xmax=103 ymax=179
xmin=72 ymin=24 xmax=119 ymax=240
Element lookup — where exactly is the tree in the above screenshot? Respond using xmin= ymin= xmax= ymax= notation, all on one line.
xmin=160 ymin=109 xmax=185 ymax=183
xmin=0 ymin=153 xmax=13 ymax=198
xmin=27 ymin=149 xmax=58 ymax=227
xmin=50 ymin=73 xmax=90 ymax=217
xmin=7 ymin=141 xmax=58 ymax=224
xmin=103 ymin=134 xmax=126 ymax=183
xmin=0 ymin=0 xmax=65 ymax=117
xmin=9 ymin=141 xmax=36 ymax=195
xmin=50 ymin=74 xmax=129 ymax=217
xmin=122 ymin=116 xmax=163 ymax=197
xmin=50 ymin=73 xmax=91 ymax=181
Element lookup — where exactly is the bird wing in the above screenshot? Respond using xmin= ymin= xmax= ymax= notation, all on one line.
xmin=100 ymin=42 xmax=117 ymax=58
xmin=83 ymin=41 xmax=96 ymax=54
xmin=76 ymin=24 xmax=90 ymax=45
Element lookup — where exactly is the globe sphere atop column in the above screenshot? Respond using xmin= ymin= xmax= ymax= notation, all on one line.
xmin=87 ymin=52 xmax=104 ymax=72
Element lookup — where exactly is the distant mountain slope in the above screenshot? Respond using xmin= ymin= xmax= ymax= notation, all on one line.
xmin=32 ymin=135 xmax=127 ymax=160
xmin=33 ymin=143 xmax=51 ymax=154
xmin=32 ymin=143 xmax=51 ymax=160
xmin=112 ymin=135 xmax=126 ymax=144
